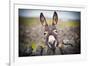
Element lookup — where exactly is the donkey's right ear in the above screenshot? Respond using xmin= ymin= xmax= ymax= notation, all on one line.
xmin=40 ymin=13 xmax=47 ymax=26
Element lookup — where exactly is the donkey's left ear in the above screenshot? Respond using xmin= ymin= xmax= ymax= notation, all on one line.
xmin=52 ymin=11 xmax=58 ymax=25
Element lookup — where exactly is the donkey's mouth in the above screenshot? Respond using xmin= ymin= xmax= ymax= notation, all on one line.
xmin=47 ymin=35 xmax=58 ymax=48
xmin=48 ymin=40 xmax=58 ymax=48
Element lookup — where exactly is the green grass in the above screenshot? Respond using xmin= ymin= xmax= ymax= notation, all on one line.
xmin=19 ymin=17 xmax=40 ymax=26
xmin=31 ymin=41 xmax=36 ymax=52
xmin=59 ymin=21 xmax=80 ymax=28
xmin=19 ymin=17 xmax=80 ymax=28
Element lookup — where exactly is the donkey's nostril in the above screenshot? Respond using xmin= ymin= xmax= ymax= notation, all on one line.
xmin=49 ymin=41 xmax=53 ymax=44
xmin=49 ymin=40 xmax=55 ymax=44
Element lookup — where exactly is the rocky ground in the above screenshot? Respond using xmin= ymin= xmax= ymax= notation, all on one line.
xmin=19 ymin=22 xmax=80 ymax=57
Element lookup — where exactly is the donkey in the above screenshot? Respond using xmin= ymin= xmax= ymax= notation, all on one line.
xmin=40 ymin=11 xmax=61 ymax=55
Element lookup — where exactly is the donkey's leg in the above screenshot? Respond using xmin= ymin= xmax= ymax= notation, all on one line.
xmin=58 ymin=44 xmax=64 ymax=54
xmin=59 ymin=48 xmax=64 ymax=55
xmin=47 ymin=48 xmax=54 ymax=55
xmin=52 ymin=48 xmax=56 ymax=55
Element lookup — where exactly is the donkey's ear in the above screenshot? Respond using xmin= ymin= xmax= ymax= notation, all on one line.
xmin=40 ymin=13 xmax=47 ymax=26
xmin=52 ymin=11 xmax=58 ymax=25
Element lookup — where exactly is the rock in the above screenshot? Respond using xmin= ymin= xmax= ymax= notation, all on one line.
xmin=35 ymin=46 xmax=44 ymax=56
xmin=24 ymin=47 xmax=33 ymax=56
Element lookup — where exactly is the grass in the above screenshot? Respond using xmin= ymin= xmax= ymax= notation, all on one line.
xmin=19 ymin=17 xmax=80 ymax=28
xmin=59 ymin=21 xmax=80 ymax=28
xmin=31 ymin=41 xmax=36 ymax=52
xmin=19 ymin=17 xmax=40 ymax=26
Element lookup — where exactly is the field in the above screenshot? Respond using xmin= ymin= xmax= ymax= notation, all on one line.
xmin=19 ymin=17 xmax=80 ymax=27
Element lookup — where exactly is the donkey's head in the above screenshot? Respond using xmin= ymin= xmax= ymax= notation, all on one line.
xmin=40 ymin=11 xmax=59 ymax=49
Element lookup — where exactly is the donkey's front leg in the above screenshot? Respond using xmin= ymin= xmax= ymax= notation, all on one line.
xmin=47 ymin=48 xmax=55 ymax=55
xmin=58 ymin=43 xmax=64 ymax=54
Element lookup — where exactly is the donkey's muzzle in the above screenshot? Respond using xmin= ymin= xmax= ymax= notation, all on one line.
xmin=48 ymin=35 xmax=58 ymax=48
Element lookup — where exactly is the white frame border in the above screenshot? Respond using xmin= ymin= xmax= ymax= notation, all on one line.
xmin=10 ymin=4 xmax=87 ymax=66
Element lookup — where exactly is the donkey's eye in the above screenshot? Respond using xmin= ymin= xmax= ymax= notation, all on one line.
xmin=53 ymin=30 xmax=57 ymax=34
xmin=44 ymin=32 xmax=48 ymax=36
